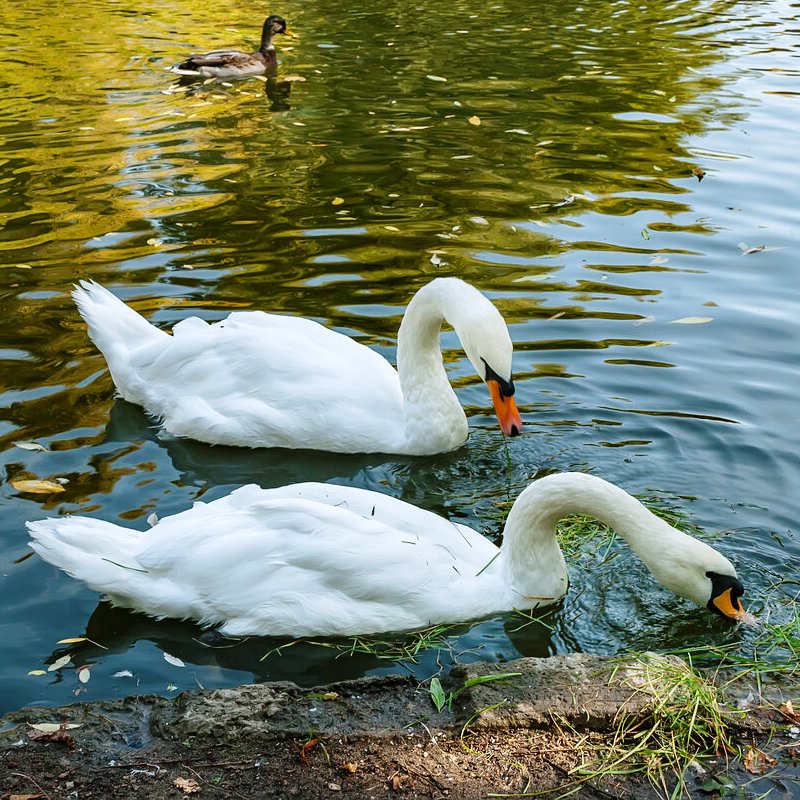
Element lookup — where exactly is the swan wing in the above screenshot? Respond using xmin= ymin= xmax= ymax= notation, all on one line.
xmin=123 ymin=312 xmax=406 ymax=451
xmin=131 ymin=484 xmax=499 ymax=636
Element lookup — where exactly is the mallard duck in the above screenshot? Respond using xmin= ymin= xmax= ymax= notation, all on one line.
xmin=169 ymin=15 xmax=288 ymax=78
xmin=27 ymin=472 xmax=753 ymax=637
xmin=72 ymin=277 xmax=523 ymax=454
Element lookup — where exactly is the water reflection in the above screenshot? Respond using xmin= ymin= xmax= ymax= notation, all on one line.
xmin=0 ymin=0 xmax=798 ymax=713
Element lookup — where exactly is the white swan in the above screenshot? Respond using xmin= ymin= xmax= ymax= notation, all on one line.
xmin=27 ymin=473 xmax=751 ymax=637
xmin=72 ymin=278 xmax=522 ymax=455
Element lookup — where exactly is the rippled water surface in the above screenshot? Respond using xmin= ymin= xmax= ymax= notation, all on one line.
xmin=0 ymin=0 xmax=798 ymax=714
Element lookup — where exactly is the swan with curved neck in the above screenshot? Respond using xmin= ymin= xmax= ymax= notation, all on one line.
xmin=27 ymin=473 xmax=751 ymax=637
xmin=72 ymin=277 xmax=522 ymax=455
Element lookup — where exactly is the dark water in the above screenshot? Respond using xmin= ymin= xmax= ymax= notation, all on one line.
xmin=0 ymin=0 xmax=797 ymax=714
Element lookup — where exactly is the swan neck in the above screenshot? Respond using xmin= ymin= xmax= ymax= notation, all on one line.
xmin=395 ymin=281 xmax=470 ymax=451
xmin=500 ymin=474 xmax=682 ymax=595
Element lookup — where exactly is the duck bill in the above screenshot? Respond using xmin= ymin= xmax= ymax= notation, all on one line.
xmin=487 ymin=379 xmax=523 ymax=437
xmin=712 ymin=588 xmax=756 ymax=625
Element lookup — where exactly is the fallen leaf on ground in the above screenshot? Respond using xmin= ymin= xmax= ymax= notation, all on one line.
xmin=299 ymin=737 xmax=319 ymax=764
xmin=9 ymin=794 xmax=44 ymax=800
xmin=174 ymin=776 xmax=201 ymax=794
xmin=29 ymin=722 xmax=81 ymax=732
xmin=390 ymin=773 xmax=402 ymax=790
xmin=27 ymin=722 xmax=78 ymax=748
xmin=744 ymin=746 xmax=777 ymax=774
xmin=11 ymin=479 xmax=66 ymax=495
xmin=341 ymin=762 xmax=358 ymax=773
xmin=779 ymin=701 xmax=800 ymax=723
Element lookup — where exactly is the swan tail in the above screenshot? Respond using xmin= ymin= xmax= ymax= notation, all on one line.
xmin=73 ymin=280 xmax=167 ymax=356
xmin=27 ymin=517 xmax=147 ymax=596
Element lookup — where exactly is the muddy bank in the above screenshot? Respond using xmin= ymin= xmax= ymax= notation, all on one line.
xmin=2 ymin=654 xmax=797 ymax=799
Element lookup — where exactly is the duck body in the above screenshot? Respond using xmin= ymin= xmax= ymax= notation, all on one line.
xmin=72 ymin=278 xmax=522 ymax=455
xmin=169 ymin=15 xmax=287 ymax=78
xmin=27 ymin=473 xmax=750 ymax=638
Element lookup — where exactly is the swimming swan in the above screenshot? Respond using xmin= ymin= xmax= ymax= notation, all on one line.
xmin=72 ymin=277 xmax=522 ymax=454
xmin=27 ymin=473 xmax=751 ymax=638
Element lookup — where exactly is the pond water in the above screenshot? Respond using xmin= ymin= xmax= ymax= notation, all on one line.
xmin=0 ymin=0 xmax=797 ymax=715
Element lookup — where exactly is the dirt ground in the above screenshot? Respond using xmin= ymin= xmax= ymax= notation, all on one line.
xmin=2 ymin=654 xmax=798 ymax=800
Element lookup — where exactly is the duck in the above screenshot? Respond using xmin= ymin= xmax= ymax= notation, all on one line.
xmin=72 ymin=277 xmax=523 ymax=455
xmin=27 ymin=472 xmax=752 ymax=638
xmin=168 ymin=15 xmax=288 ymax=79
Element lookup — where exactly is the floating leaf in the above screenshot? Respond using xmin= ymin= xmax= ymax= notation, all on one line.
xmin=331 ymin=197 xmax=345 ymax=206
xmin=504 ymin=128 xmax=530 ymax=135
xmin=164 ymin=652 xmax=185 ymax=668
xmin=11 ymin=479 xmax=66 ymax=495
xmin=13 ymin=441 xmax=47 ymax=452
xmin=641 ymin=229 xmax=650 ymax=240
xmin=57 ymin=637 xmax=87 ymax=644
xmin=425 ymin=74 xmax=447 ymax=82
xmin=47 ymin=655 xmax=72 ymax=672
xmin=535 ymin=139 xmax=553 ymax=146
xmin=669 ymin=316 xmax=713 ymax=325
xmin=27 ymin=670 xmax=47 ymax=676
xmin=282 ymin=75 xmax=307 ymax=82
xmin=77 ymin=667 xmax=91 ymax=684
xmin=468 ymin=115 xmax=481 ymax=126
xmin=146 ymin=238 xmax=163 ymax=247
xmin=113 ymin=670 xmax=134 ymax=678
xmin=146 ymin=512 xmax=159 ymax=528
xmin=383 ymin=225 xmax=400 ymax=232
xmin=692 ymin=167 xmax=706 ymax=181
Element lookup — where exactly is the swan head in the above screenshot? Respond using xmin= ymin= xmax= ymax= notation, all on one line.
xmin=655 ymin=542 xmax=753 ymax=623
xmin=458 ymin=311 xmax=523 ymax=438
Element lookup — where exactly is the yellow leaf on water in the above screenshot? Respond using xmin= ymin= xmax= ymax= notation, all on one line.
xmin=282 ymin=75 xmax=307 ymax=82
xmin=11 ymin=479 xmax=66 ymax=495
xmin=48 ymin=655 xmax=72 ymax=672
xmin=669 ymin=316 xmax=714 ymax=324
xmin=57 ymin=637 xmax=87 ymax=644
xmin=468 ymin=115 xmax=481 ymax=126
xmin=331 ymin=197 xmax=345 ymax=206
xmin=27 ymin=670 xmax=47 ymax=676
xmin=426 ymin=74 xmax=447 ymax=82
